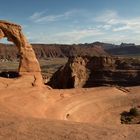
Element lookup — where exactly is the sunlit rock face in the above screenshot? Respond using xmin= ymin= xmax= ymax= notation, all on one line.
xmin=0 ymin=20 xmax=43 ymax=86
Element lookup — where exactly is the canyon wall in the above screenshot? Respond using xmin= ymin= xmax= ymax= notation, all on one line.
xmin=48 ymin=56 xmax=140 ymax=88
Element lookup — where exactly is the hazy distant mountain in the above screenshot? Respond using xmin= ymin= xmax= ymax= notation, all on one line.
xmin=92 ymin=42 xmax=140 ymax=56
xmin=106 ymin=44 xmax=140 ymax=56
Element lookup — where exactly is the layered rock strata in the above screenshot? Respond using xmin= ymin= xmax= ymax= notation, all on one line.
xmin=48 ymin=56 xmax=140 ymax=88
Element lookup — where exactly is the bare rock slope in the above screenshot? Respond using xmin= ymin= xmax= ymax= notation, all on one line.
xmin=0 ymin=77 xmax=140 ymax=140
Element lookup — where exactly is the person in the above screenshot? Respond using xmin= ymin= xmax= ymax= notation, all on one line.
xmin=66 ymin=113 xmax=70 ymax=118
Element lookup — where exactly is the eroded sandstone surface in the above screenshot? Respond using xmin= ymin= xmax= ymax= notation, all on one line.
xmin=0 ymin=20 xmax=43 ymax=86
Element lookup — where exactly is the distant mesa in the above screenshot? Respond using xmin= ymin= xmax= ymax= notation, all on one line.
xmin=0 ymin=43 xmax=109 ymax=60
xmin=0 ymin=42 xmax=140 ymax=61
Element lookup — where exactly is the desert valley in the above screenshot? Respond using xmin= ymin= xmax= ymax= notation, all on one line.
xmin=0 ymin=19 xmax=139 ymax=140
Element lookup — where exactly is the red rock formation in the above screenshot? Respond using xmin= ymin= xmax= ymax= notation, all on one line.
xmin=0 ymin=20 xmax=43 ymax=86
xmin=48 ymin=56 xmax=140 ymax=88
xmin=0 ymin=43 xmax=109 ymax=60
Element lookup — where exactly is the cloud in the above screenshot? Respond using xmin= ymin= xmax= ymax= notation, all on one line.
xmin=96 ymin=10 xmax=119 ymax=25
xmin=30 ymin=11 xmax=46 ymax=21
xmin=55 ymin=29 xmax=104 ymax=43
xmin=27 ymin=9 xmax=140 ymax=44
xmin=27 ymin=28 xmax=104 ymax=44
xmin=96 ymin=24 xmax=112 ymax=30
xmin=96 ymin=10 xmax=140 ymax=33
xmin=112 ymin=26 xmax=130 ymax=32
xmin=101 ymin=34 xmax=140 ymax=45
xmin=30 ymin=10 xmax=79 ymax=23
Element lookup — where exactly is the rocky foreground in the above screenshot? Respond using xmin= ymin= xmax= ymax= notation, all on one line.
xmin=0 ymin=76 xmax=140 ymax=140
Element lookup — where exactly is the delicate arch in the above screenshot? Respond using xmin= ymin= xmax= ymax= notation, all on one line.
xmin=0 ymin=20 xmax=43 ymax=86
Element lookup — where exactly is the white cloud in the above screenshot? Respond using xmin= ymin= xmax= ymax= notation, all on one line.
xmin=27 ymin=9 xmax=140 ymax=44
xmin=30 ymin=11 xmax=46 ymax=20
xmin=97 ymin=24 xmax=112 ymax=30
xmin=96 ymin=10 xmax=140 ymax=33
xmin=96 ymin=10 xmax=119 ymax=25
xmin=55 ymin=29 xmax=104 ymax=43
xmin=27 ymin=28 xmax=104 ymax=44
xmin=112 ymin=26 xmax=130 ymax=32
xmin=30 ymin=10 xmax=79 ymax=23
xmin=101 ymin=34 xmax=140 ymax=45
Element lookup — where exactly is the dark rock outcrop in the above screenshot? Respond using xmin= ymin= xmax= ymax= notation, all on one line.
xmin=48 ymin=56 xmax=140 ymax=88
xmin=107 ymin=45 xmax=140 ymax=56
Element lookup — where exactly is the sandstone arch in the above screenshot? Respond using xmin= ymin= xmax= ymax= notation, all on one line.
xmin=0 ymin=20 xmax=43 ymax=86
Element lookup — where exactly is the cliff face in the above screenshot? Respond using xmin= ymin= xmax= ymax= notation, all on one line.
xmin=48 ymin=56 xmax=140 ymax=88
xmin=1 ymin=42 xmax=140 ymax=60
xmin=0 ymin=43 xmax=109 ymax=60
xmin=47 ymin=57 xmax=88 ymax=88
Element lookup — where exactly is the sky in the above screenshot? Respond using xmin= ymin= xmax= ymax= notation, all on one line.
xmin=1 ymin=0 xmax=140 ymax=44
